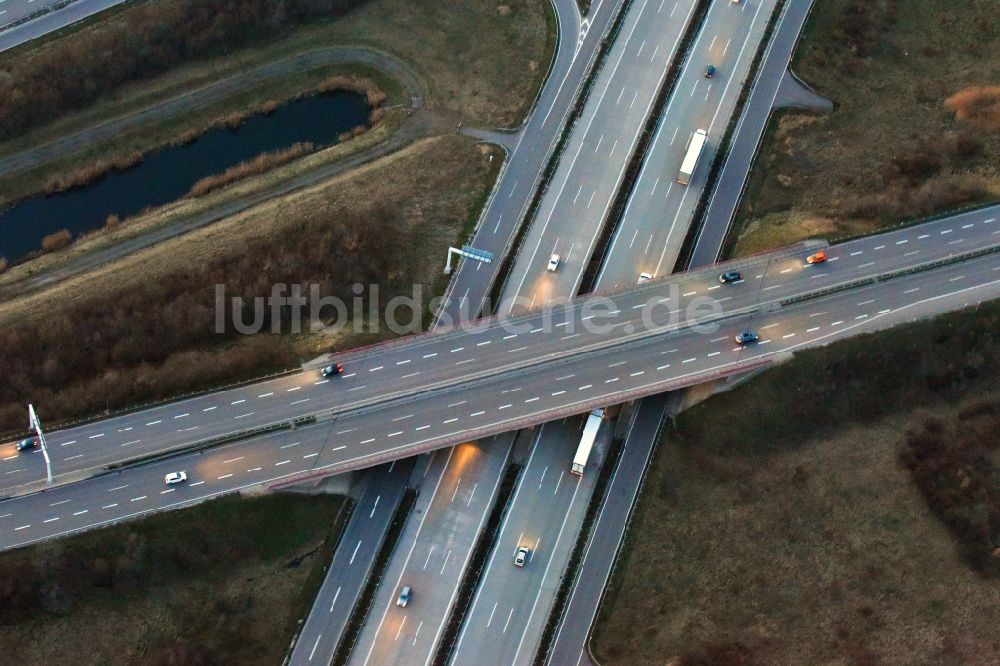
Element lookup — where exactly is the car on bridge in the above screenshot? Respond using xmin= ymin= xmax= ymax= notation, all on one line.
xmin=321 ymin=363 xmax=344 ymax=378
xmin=734 ymin=330 xmax=759 ymax=345
xmin=719 ymin=271 xmax=742 ymax=283
xmin=396 ymin=586 xmax=411 ymax=607
xmin=514 ymin=546 xmax=530 ymax=567
xmin=705 ymin=64 xmax=716 ymax=78
xmin=164 ymin=471 xmax=188 ymax=485
xmin=806 ymin=250 xmax=827 ymax=265
xmin=16 ymin=437 xmax=37 ymax=452
xmin=547 ymin=254 xmax=561 ymax=272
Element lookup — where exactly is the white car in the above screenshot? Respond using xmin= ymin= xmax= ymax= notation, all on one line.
xmin=547 ymin=254 xmax=560 ymax=272
xmin=637 ymin=272 xmax=653 ymax=285
xmin=514 ymin=546 xmax=530 ymax=567
xmin=164 ymin=471 xmax=188 ymax=485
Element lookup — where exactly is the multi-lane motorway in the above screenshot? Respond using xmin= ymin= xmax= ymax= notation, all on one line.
xmin=501 ymin=0 xmax=698 ymax=307
xmin=597 ymin=0 xmax=775 ymax=288
xmin=4 ymin=207 xmax=1000 ymax=550
xmin=4 ymin=205 xmax=996 ymax=492
xmin=441 ymin=2 xmax=782 ymax=660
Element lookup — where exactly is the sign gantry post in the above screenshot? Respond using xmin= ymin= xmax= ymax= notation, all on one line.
xmin=28 ymin=404 xmax=53 ymax=484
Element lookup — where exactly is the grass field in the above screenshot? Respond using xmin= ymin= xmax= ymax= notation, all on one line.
xmin=0 ymin=0 xmax=554 ymax=208
xmin=729 ymin=0 xmax=1000 ymax=257
xmin=0 ymin=493 xmax=350 ymax=665
xmin=593 ymin=299 xmax=1000 ymax=664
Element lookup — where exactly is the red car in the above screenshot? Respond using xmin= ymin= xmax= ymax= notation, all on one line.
xmin=806 ymin=250 xmax=827 ymax=264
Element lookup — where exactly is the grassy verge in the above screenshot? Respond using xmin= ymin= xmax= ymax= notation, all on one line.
xmin=728 ymin=0 xmax=1000 ymax=258
xmin=592 ymin=299 xmax=1000 ymax=664
xmin=0 ymin=0 xmax=553 ymax=208
xmin=0 ymin=135 xmax=501 ymax=436
xmin=0 ymin=493 xmax=351 ymax=665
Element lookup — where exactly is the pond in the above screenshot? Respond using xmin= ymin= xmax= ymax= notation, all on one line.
xmin=0 ymin=90 xmax=370 ymax=264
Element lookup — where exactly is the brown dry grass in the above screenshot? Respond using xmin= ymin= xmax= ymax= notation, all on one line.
xmin=730 ymin=0 xmax=1000 ymax=257
xmin=0 ymin=135 xmax=498 ymax=430
xmin=945 ymin=86 xmax=1000 ymax=132
xmin=0 ymin=108 xmax=408 ymax=290
xmin=44 ymin=150 xmax=143 ymax=194
xmin=593 ymin=303 xmax=1000 ymax=664
xmin=40 ymin=229 xmax=72 ymax=253
xmin=1 ymin=134 xmax=482 ymax=327
xmin=187 ymin=141 xmax=315 ymax=198
xmin=0 ymin=493 xmax=348 ymax=665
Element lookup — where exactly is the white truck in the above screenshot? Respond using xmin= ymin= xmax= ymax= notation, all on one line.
xmin=571 ymin=408 xmax=605 ymax=475
xmin=677 ymin=128 xmax=707 ymax=185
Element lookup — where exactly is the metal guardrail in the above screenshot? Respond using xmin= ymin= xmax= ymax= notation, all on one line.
xmin=780 ymin=243 xmax=1000 ymax=307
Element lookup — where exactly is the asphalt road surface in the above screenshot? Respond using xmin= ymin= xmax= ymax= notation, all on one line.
xmin=595 ymin=0 xmax=777 ymax=289
xmin=689 ymin=0 xmax=818 ymax=268
xmin=0 ymin=0 xmax=125 ymax=50
xmin=442 ymin=3 xmax=779 ymax=660
xmin=5 ymin=239 xmax=1000 ymax=549
xmin=350 ymin=436 xmax=514 ymax=666
xmin=287 ymin=458 xmax=414 ymax=666
xmin=285 ymin=0 xmax=596 ymax=656
xmin=437 ymin=0 xmax=624 ymax=322
xmin=546 ymin=393 xmax=669 ymax=666
xmin=450 ymin=419 xmax=610 ymax=665
xmin=501 ymin=0 xmax=699 ymax=310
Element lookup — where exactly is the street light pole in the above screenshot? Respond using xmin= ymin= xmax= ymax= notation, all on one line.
xmin=28 ymin=404 xmax=53 ymax=484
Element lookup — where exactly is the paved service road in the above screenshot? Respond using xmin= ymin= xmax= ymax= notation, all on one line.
xmin=287 ymin=459 xmax=414 ymax=666
xmin=5 ymin=241 xmax=1000 ymax=548
xmin=689 ymin=0 xmax=819 ymax=268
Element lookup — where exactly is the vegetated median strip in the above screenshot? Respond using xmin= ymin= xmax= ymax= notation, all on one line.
xmin=332 ymin=487 xmax=416 ymax=666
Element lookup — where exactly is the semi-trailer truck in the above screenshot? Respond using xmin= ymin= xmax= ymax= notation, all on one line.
xmin=571 ymin=408 xmax=605 ymax=475
xmin=677 ymin=128 xmax=707 ymax=185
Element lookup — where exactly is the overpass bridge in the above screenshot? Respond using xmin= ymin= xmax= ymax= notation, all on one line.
xmin=1 ymin=204 xmax=999 ymax=501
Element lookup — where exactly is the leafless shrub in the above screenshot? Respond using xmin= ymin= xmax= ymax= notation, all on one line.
xmin=944 ymin=86 xmax=1000 ymax=132
xmin=41 ymin=229 xmax=72 ymax=253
